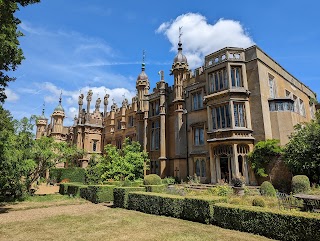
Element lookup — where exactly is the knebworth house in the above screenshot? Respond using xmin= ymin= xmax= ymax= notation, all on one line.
xmin=36 ymin=37 xmax=317 ymax=185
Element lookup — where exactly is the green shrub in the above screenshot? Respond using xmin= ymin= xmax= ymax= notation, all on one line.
xmin=208 ymin=185 xmax=232 ymax=196
xmin=213 ymin=203 xmax=320 ymax=241
xmin=252 ymin=197 xmax=266 ymax=207
xmin=80 ymin=185 xmax=116 ymax=203
xmin=144 ymin=184 xmax=167 ymax=193
xmin=67 ymin=183 xmax=88 ymax=197
xmin=113 ymin=187 xmax=146 ymax=208
xmin=292 ymin=175 xmax=310 ymax=194
xmin=260 ymin=181 xmax=276 ymax=197
xmin=162 ymin=177 xmax=175 ymax=185
xmin=143 ymin=174 xmax=161 ymax=185
xmin=50 ymin=168 xmax=86 ymax=183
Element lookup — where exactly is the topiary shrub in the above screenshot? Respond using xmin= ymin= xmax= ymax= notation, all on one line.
xmin=143 ymin=174 xmax=161 ymax=185
xmin=252 ymin=197 xmax=266 ymax=207
xmin=292 ymin=175 xmax=310 ymax=194
xmin=260 ymin=181 xmax=276 ymax=197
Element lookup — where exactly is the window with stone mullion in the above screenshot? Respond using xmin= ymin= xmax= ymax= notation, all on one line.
xmin=211 ymin=104 xmax=231 ymax=130
xmin=151 ymin=120 xmax=160 ymax=150
xmin=231 ymin=66 xmax=242 ymax=88
xmin=234 ymin=103 xmax=246 ymax=127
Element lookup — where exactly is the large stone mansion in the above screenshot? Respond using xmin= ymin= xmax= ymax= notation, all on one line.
xmin=36 ymin=39 xmax=317 ymax=185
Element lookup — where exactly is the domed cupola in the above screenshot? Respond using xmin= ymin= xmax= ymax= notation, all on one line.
xmin=171 ymin=27 xmax=189 ymax=71
xmin=173 ymin=42 xmax=188 ymax=64
xmin=136 ymin=50 xmax=149 ymax=89
xmin=54 ymin=95 xmax=64 ymax=113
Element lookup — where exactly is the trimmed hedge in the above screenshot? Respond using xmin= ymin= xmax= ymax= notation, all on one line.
xmin=51 ymin=168 xmax=86 ymax=183
xmin=127 ymin=192 xmax=226 ymax=224
xmin=67 ymin=183 xmax=88 ymax=197
xmin=59 ymin=183 xmax=71 ymax=195
xmin=80 ymin=185 xmax=116 ymax=203
xmin=213 ymin=203 xmax=320 ymax=241
xmin=113 ymin=187 xmax=146 ymax=208
xmin=144 ymin=184 xmax=167 ymax=193
xmin=128 ymin=192 xmax=184 ymax=218
xmin=182 ymin=196 xmax=227 ymax=224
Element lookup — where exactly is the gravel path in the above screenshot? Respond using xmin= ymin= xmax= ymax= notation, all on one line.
xmin=0 ymin=203 xmax=107 ymax=224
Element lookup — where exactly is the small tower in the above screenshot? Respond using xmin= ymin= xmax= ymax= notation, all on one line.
xmin=171 ymin=26 xmax=189 ymax=101
xmin=136 ymin=50 xmax=149 ymax=112
xmin=51 ymin=93 xmax=65 ymax=141
xmin=171 ymin=27 xmax=189 ymax=167
xmin=36 ymin=103 xmax=48 ymax=139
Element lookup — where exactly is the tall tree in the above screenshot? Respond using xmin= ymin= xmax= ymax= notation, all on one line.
xmin=0 ymin=108 xmax=35 ymax=200
xmin=86 ymin=138 xmax=149 ymax=184
xmin=283 ymin=112 xmax=320 ymax=183
xmin=0 ymin=0 xmax=40 ymax=102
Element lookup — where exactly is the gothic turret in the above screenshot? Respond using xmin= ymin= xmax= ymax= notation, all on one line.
xmin=51 ymin=94 xmax=65 ymax=138
xmin=136 ymin=51 xmax=149 ymax=112
xmin=36 ymin=104 xmax=48 ymax=139
xmin=171 ymin=27 xmax=189 ymax=102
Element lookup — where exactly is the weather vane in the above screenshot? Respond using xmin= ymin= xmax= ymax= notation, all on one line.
xmin=142 ymin=50 xmax=146 ymax=63
xmin=59 ymin=90 xmax=62 ymax=103
xmin=179 ymin=26 xmax=183 ymax=43
xmin=122 ymin=93 xmax=126 ymax=99
xmin=112 ymin=98 xmax=115 ymax=104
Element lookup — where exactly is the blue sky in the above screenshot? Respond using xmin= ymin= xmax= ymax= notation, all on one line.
xmin=4 ymin=0 xmax=320 ymax=126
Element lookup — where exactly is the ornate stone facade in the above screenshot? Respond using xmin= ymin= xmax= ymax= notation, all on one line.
xmin=36 ymin=43 xmax=317 ymax=184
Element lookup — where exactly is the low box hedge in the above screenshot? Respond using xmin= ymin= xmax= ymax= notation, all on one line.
xmin=213 ymin=203 xmax=320 ymax=241
xmin=67 ymin=183 xmax=88 ymax=197
xmin=182 ymin=196 xmax=227 ymax=224
xmin=59 ymin=183 xmax=70 ymax=195
xmin=80 ymin=185 xmax=116 ymax=203
xmin=144 ymin=184 xmax=167 ymax=193
xmin=127 ymin=192 xmax=226 ymax=223
xmin=113 ymin=187 xmax=146 ymax=208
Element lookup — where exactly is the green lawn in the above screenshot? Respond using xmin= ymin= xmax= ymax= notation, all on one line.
xmin=0 ymin=195 xmax=274 ymax=241
xmin=0 ymin=194 xmax=87 ymax=212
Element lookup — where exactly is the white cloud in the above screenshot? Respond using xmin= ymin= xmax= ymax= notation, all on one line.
xmin=5 ymin=89 xmax=19 ymax=102
xmin=156 ymin=13 xmax=255 ymax=68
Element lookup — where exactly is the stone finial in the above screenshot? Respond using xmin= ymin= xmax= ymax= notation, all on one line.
xmin=104 ymin=94 xmax=110 ymax=106
xmin=95 ymin=98 xmax=101 ymax=111
xmin=122 ymin=98 xmax=129 ymax=108
xmin=86 ymin=90 xmax=93 ymax=102
xmin=158 ymin=70 xmax=164 ymax=81
xmin=78 ymin=93 xmax=84 ymax=105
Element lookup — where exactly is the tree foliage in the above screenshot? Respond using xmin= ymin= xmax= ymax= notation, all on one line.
xmin=86 ymin=138 xmax=149 ymax=184
xmin=283 ymin=112 xmax=320 ymax=183
xmin=248 ymin=139 xmax=282 ymax=177
xmin=0 ymin=0 xmax=40 ymax=102
xmin=0 ymin=106 xmax=85 ymax=199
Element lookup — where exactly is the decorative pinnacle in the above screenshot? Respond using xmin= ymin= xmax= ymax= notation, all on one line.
xmin=158 ymin=70 xmax=164 ymax=81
